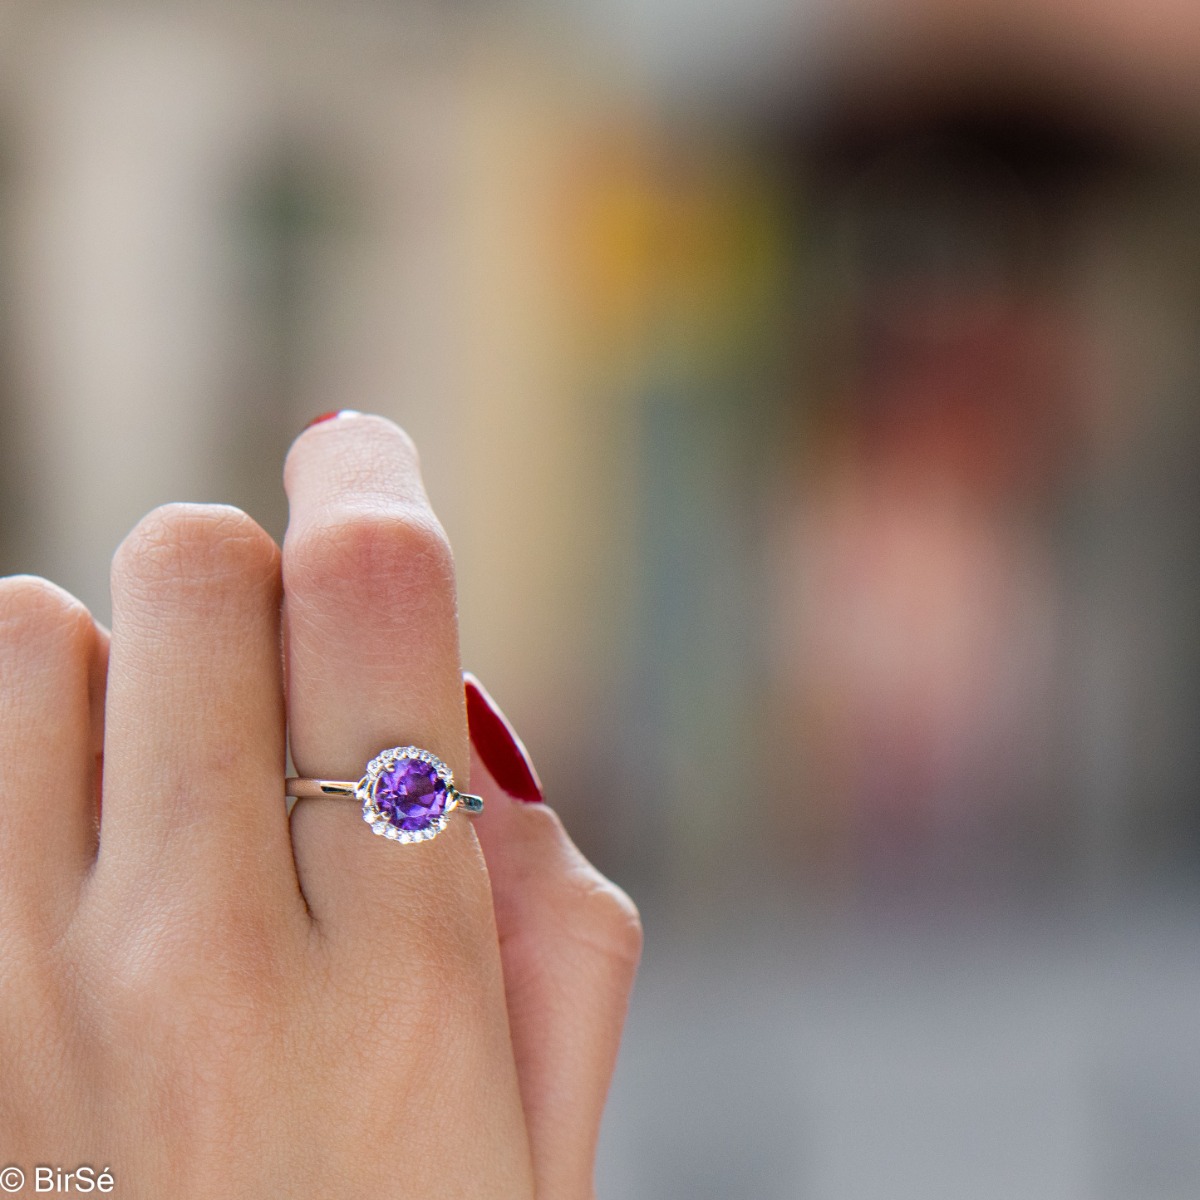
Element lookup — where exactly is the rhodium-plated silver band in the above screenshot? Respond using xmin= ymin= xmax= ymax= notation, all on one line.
xmin=287 ymin=745 xmax=483 ymax=845
xmin=285 ymin=777 xmax=484 ymax=811
xmin=284 ymin=778 xmax=358 ymax=798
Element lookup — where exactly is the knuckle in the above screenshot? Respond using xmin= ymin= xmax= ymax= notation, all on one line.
xmin=576 ymin=878 xmax=644 ymax=968
xmin=113 ymin=503 xmax=278 ymax=597
xmin=503 ymin=805 xmax=644 ymax=969
xmin=285 ymin=508 xmax=455 ymax=613
xmin=546 ymin=866 xmax=644 ymax=970
xmin=287 ymin=411 xmax=422 ymax=464
xmin=373 ymin=417 xmax=420 ymax=456
xmin=0 ymin=575 xmax=93 ymax=658
xmin=90 ymin=897 xmax=289 ymax=1036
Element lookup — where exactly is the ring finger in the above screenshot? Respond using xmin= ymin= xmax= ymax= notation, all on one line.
xmin=282 ymin=413 xmax=533 ymax=1187
xmin=283 ymin=412 xmax=493 ymax=950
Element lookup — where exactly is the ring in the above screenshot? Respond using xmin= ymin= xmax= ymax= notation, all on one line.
xmin=286 ymin=746 xmax=483 ymax=844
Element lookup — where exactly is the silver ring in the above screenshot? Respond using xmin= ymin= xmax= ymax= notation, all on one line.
xmin=286 ymin=745 xmax=483 ymax=844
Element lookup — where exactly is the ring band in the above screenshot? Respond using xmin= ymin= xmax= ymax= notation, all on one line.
xmin=286 ymin=746 xmax=483 ymax=844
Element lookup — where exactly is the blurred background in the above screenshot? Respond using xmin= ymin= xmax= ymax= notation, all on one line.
xmin=2 ymin=1 xmax=1200 ymax=1195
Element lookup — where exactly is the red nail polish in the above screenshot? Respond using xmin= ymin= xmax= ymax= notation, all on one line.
xmin=303 ymin=409 xmax=361 ymax=430
xmin=464 ymin=672 xmax=544 ymax=803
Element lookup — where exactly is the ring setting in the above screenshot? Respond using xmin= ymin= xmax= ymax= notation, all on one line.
xmin=285 ymin=746 xmax=483 ymax=844
xmin=362 ymin=746 xmax=481 ymax=842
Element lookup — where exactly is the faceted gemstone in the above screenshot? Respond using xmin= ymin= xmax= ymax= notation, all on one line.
xmin=372 ymin=757 xmax=448 ymax=833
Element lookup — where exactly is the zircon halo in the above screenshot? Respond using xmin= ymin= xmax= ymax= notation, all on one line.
xmin=359 ymin=746 xmax=459 ymax=843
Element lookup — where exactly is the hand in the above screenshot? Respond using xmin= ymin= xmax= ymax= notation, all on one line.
xmin=0 ymin=412 xmax=641 ymax=1199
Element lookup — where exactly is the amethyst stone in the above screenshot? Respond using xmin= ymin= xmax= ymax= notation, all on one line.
xmin=372 ymin=757 xmax=449 ymax=833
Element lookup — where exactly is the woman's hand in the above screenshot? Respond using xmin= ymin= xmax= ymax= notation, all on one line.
xmin=0 ymin=412 xmax=640 ymax=1199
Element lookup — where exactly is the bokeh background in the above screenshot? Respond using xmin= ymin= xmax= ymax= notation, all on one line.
xmin=3 ymin=2 xmax=1200 ymax=1196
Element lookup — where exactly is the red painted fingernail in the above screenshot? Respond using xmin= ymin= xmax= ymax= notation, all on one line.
xmin=303 ymin=409 xmax=361 ymax=430
xmin=464 ymin=672 xmax=544 ymax=803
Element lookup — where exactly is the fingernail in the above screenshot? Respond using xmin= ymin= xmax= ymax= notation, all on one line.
xmin=303 ymin=409 xmax=362 ymax=430
xmin=464 ymin=672 xmax=544 ymax=803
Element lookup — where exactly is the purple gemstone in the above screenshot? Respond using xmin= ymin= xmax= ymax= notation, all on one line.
xmin=372 ymin=757 xmax=449 ymax=833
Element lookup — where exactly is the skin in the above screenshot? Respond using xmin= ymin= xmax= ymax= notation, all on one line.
xmin=0 ymin=413 xmax=641 ymax=1199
